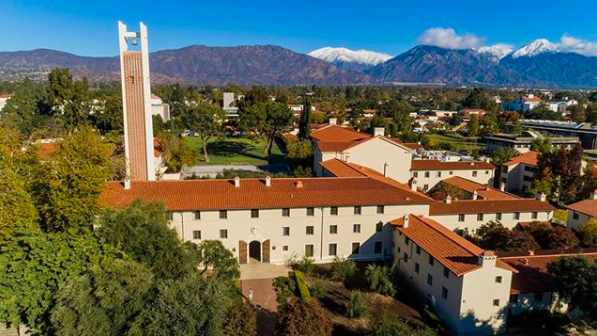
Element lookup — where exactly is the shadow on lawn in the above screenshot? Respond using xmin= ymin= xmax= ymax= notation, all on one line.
xmin=205 ymin=139 xmax=286 ymax=164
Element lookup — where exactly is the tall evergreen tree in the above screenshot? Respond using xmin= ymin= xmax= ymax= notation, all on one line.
xmin=298 ymin=94 xmax=311 ymax=140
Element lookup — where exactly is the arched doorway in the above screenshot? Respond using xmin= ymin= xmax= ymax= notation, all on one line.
xmin=249 ymin=240 xmax=261 ymax=262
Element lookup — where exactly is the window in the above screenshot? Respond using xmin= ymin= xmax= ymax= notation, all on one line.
xmin=376 ymin=222 xmax=383 ymax=232
xmin=219 ymin=210 xmax=227 ymax=219
xmin=415 ymin=262 xmax=420 ymax=273
xmin=495 ymin=276 xmax=502 ymax=284
xmin=496 ymin=213 xmax=502 ymax=221
xmin=477 ymin=213 xmax=484 ymax=221
xmin=374 ymin=241 xmax=382 ymax=254
xmin=353 ymin=224 xmax=361 ymax=233
xmin=352 ymin=242 xmax=360 ymax=254
xmin=307 ymin=207 xmax=314 ymax=216
xmin=423 ymin=184 xmax=429 ymax=191
xmin=194 ymin=211 xmax=201 ymax=220
xmin=282 ymin=208 xmax=290 ymax=217
xmin=413 ymin=172 xmax=419 ymax=178
xmin=449 ymin=171 xmax=454 ymax=175
xmin=330 ymin=225 xmax=338 ymax=234
xmin=458 ymin=214 xmax=465 ymax=222
xmin=282 ymin=245 xmax=288 ymax=251
xmin=472 ymin=171 xmax=478 ymax=177
xmin=251 ymin=209 xmax=259 ymax=218
xmin=331 ymin=206 xmax=338 ymax=215
xmin=168 ymin=212 xmax=174 ymax=220
xmin=354 ymin=206 xmax=361 ymax=215
xmin=427 ymin=274 xmax=433 ymax=286
xmin=534 ymin=292 xmax=544 ymax=302
xmin=514 ymin=212 xmax=520 ymax=220
xmin=429 ymin=255 xmax=435 ymax=266
xmin=485 ymin=170 xmax=490 ymax=175
xmin=404 ymin=236 xmax=410 ymax=245
xmin=329 ymin=243 xmax=337 ymax=256
xmin=377 ymin=205 xmax=385 ymax=214
xmin=192 ymin=230 xmax=201 ymax=240
xmin=416 ymin=245 xmax=421 ymax=255
xmin=443 ymin=266 xmax=450 ymax=279
xmin=424 ymin=172 xmax=430 ymax=178
xmin=283 ymin=227 xmax=290 ymax=236
xmin=403 ymin=253 xmax=409 ymax=262
xmin=306 ymin=226 xmax=314 ymax=235
xmin=442 ymin=287 xmax=448 ymax=299
xmin=532 ymin=212 xmax=538 ymax=220
xmin=305 ymin=244 xmax=314 ymax=257
xmin=437 ymin=171 xmax=442 ymax=178
xmin=573 ymin=212 xmax=580 ymax=220
xmin=219 ymin=229 xmax=228 ymax=239
xmin=493 ymin=299 xmax=500 ymax=307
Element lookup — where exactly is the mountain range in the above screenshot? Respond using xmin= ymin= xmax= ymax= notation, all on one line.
xmin=1 ymin=39 xmax=597 ymax=88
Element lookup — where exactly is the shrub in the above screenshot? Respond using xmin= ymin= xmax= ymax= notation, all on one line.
xmin=273 ymin=275 xmax=297 ymax=311
xmin=331 ymin=256 xmax=356 ymax=282
xmin=293 ymin=270 xmax=312 ymax=303
xmin=310 ymin=279 xmax=329 ymax=299
xmin=224 ymin=301 xmax=257 ymax=336
xmin=365 ymin=264 xmax=396 ymax=296
xmin=295 ymin=255 xmax=315 ymax=274
xmin=278 ymin=298 xmax=333 ymax=336
xmin=346 ymin=291 xmax=368 ymax=318
xmin=368 ymin=315 xmax=437 ymax=336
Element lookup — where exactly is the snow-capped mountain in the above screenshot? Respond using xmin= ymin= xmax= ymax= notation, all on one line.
xmin=477 ymin=44 xmax=513 ymax=61
xmin=308 ymin=47 xmax=392 ymax=71
xmin=512 ymin=39 xmax=559 ymax=58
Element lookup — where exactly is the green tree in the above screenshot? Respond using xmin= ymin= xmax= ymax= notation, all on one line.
xmin=32 ymin=126 xmax=112 ymax=233
xmin=223 ymin=301 xmax=257 ymax=336
xmin=196 ymin=240 xmax=240 ymax=280
xmin=182 ymin=104 xmax=225 ymax=163
xmin=0 ymin=165 xmax=38 ymax=239
xmin=97 ymin=200 xmax=200 ymax=279
xmin=527 ymin=102 xmax=562 ymax=120
xmin=547 ymin=256 xmax=597 ymax=321
xmin=277 ymin=298 xmax=332 ymax=336
xmin=474 ymin=221 xmax=512 ymax=251
xmin=298 ymin=94 xmax=311 ymax=139
xmin=530 ymin=137 xmax=552 ymax=153
xmin=491 ymin=148 xmax=520 ymax=167
xmin=331 ymin=256 xmax=357 ymax=282
xmin=46 ymin=68 xmax=91 ymax=129
xmin=1 ymin=77 xmax=50 ymax=134
xmin=468 ymin=115 xmax=480 ymax=137
xmin=91 ymin=94 xmax=123 ymax=134
xmin=346 ymin=291 xmax=368 ymax=318
xmin=569 ymin=104 xmax=587 ymax=122
xmin=365 ymin=264 xmax=396 ymax=296
xmin=578 ymin=217 xmax=597 ymax=247
xmin=241 ymin=102 xmax=292 ymax=156
xmin=158 ymin=131 xmax=195 ymax=172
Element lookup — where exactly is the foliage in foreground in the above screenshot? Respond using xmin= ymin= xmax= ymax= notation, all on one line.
xmin=548 ymin=256 xmax=597 ymax=322
xmin=346 ymin=291 xmax=369 ymax=318
xmin=367 ymin=315 xmax=438 ymax=336
xmin=277 ymin=298 xmax=332 ymax=336
xmin=365 ymin=264 xmax=396 ymax=296
xmin=331 ymin=256 xmax=357 ymax=282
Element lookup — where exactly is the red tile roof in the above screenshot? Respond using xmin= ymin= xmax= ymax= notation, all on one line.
xmin=100 ymin=177 xmax=432 ymax=212
xmin=392 ymin=215 xmax=511 ymax=276
xmin=37 ymin=143 xmax=57 ymax=160
xmin=503 ymin=151 xmax=539 ymax=167
xmin=523 ymin=96 xmax=542 ymax=102
xmin=411 ymin=159 xmax=494 ymax=171
xmin=153 ymin=138 xmax=162 ymax=158
xmin=429 ymin=199 xmax=555 ymax=215
xmin=0 ymin=94 xmax=13 ymax=99
xmin=441 ymin=176 xmax=520 ymax=200
xmin=566 ymin=199 xmax=597 ymax=217
xmin=499 ymin=250 xmax=597 ymax=293
xmin=310 ymin=125 xmax=371 ymax=143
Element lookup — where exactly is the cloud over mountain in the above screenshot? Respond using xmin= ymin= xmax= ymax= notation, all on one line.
xmin=417 ymin=27 xmax=485 ymax=49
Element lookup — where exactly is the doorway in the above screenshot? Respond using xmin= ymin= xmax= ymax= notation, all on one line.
xmin=249 ymin=240 xmax=261 ymax=262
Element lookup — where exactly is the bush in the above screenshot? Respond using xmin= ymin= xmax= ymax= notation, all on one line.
xmin=293 ymin=270 xmax=312 ymax=303
xmin=310 ymin=279 xmax=329 ymax=299
xmin=346 ymin=291 xmax=368 ymax=318
xmin=224 ymin=301 xmax=257 ymax=336
xmin=368 ymin=315 xmax=437 ymax=336
xmin=278 ymin=298 xmax=333 ymax=336
xmin=273 ymin=275 xmax=297 ymax=311
xmin=331 ymin=256 xmax=356 ymax=282
xmin=365 ymin=264 xmax=396 ymax=296
xmin=295 ymin=255 xmax=315 ymax=274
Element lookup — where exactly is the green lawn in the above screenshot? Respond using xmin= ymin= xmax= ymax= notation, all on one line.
xmin=183 ymin=136 xmax=285 ymax=166
xmin=423 ymin=133 xmax=485 ymax=151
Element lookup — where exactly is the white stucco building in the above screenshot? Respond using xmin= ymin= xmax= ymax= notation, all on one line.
xmin=565 ymin=193 xmax=597 ymax=230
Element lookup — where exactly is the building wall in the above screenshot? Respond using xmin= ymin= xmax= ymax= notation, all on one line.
xmin=566 ymin=209 xmax=592 ymax=230
xmin=501 ymin=163 xmax=536 ymax=194
xmin=430 ymin=210 xmax=552 ymax=233
xmin=344 ymin=138 xmax=413 ymax=183
xmin=410 ymin=169 xmax=494 ymax=191
xmin=170 ymin=204 xmax=430 ymax=265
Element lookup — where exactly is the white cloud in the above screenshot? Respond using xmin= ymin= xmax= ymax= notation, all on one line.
xmin=418 ymin=27 xmax=485 ymax=49
xmin=558 ymin=34 xmax=597 ymax=57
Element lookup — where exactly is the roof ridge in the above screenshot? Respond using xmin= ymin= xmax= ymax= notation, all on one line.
xmin=499 ymin=252 xmax=597 ymax=260
xmin=412 ymin=215 xmax=484 ymax=256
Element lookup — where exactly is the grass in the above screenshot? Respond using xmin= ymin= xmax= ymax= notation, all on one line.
xmin=423 ymin=132 xmax=485 ymax=151
xmin=183 ymin=136 xmax=285 ymax=166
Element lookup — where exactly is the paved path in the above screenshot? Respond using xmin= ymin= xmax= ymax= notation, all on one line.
xmin=240 ymin=260 xmax=291 ymax=280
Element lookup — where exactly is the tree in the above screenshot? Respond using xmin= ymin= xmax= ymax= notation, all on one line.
xmin=578 ymin=218 xmax=597 ymax=247
xmin=530 ymin=137 xmax=552 ymax=153
xmin=91 ymin=94 xmax=123 ymax=134
xmin=0 ymin=165 xmax=38 ymax=239
xmin=32 ymin=126 xmax=112 ymax=233
xmin=46 ymin=68 xmax=91 ymax=129
xmin=469 ymin=115 xmax=480 ymax=137
xmin=547 ymin=256 xmax=597 ymax=321
xmin=50 ymin=259 xmax=154 ymax=336
xmin=97 ymin=200 xmax=200 ymax=279
xmin=223 ymin=301 xmax=257 ymax=336
xmin=569 ymin=104 xmax=586 ymax=122
xmin=1 ymin=77 xmax=50 ymax=134
xmin=277 ymin=298 xmax=333 ymax=336
xmin=182 ymin=104 xmax=225 ymax=163
xmin=298 ymin=94 xmax=311 ymax=139
xmin=241 ymin=102 xmax=292 ymax=156
xmin=331 ymin=256 xmax=356 ymax=282
xmin=546 ymin=226 xmax=580 ymax=250
xmin=474 ymin=221 xmax=512 ymax=251
xmin=429 ymin=183 xmax=466 ymax=201
xmin=526 ymin=102 xmax=562 ymax=120
xmin=491 ymin=148 xmax=520 ymax=167
xmin=365 ymin=264 xmax=396 ymax=296
xmin=196 ymin=240 xmax=240 ymax=280
xmin=346 ymin=291 xmax=368 ymax=318
xmin=158 ymin=131 xmax=195 ymax=172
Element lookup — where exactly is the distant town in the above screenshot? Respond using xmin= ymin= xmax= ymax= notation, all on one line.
xmin=1 ymin=20 xmax=597 ymax=336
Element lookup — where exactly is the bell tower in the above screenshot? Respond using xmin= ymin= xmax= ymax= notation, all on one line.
xmin=118 ymin=21 xmax=155 ymax=187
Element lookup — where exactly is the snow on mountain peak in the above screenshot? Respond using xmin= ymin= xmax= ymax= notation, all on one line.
xmin=308 ymin=47 xmax=392 ymax=66
xmin=477 ymin=44 xmax=513 ymax=60
xmin=512 ymin=39 xmax=559 ymax=58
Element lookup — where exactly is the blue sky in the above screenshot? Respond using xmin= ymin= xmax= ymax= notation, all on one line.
xmin=3 ymin=0 xmax=597 ymax=57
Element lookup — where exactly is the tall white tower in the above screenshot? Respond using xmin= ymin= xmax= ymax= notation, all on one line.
xmin=118 ymin=21 xmax=155 ymax=187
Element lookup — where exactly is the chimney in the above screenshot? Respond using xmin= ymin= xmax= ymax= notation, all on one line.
xmin=478 ymin=251 xmax=497 ymax=267
xmin=373 ymin=127 xmax=385 ymax=137
xmin=329 ymin=118 xmax=337 ymax=125
xmin=403 ymin=215 xmax=410 ymax=228
xmin=535 ymin=192 xmax=546 ymax=202
xmin=295 ymin=181 xmax=303 ymax=188
xmin=591 ymin=190 xmax=597 ymax=200
xmin=528 ymin=250 xmax=535 ymax=256
xmin=445 ymin=194 xmax=452 ymax=204
xmin=472 ymin=190 xmax=478 ymax=200
xmin=124 ymin=179 xmax=131 ymax=190
xmin=500 ymin=182 xmax=505 ymax=192
xmin=234 ymin=176 xmax=240 ymax=188
xmin=265 ymin=175 xmax=271 ymax=187
xmin=409 ymin=178 xmax=418 ymax=191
